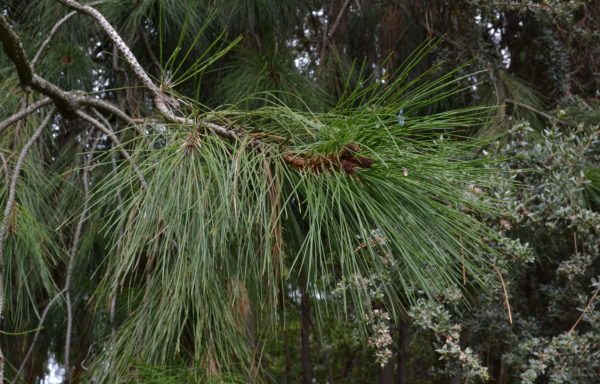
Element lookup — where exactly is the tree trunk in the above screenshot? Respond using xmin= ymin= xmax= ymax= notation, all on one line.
xmin=283 ymin=318 xmax=291 ymax=384
xmin=380 ymin=360 xmax=393 ymax=384
xmin=300 ymin=280 xmax=312 ymax=384
xmin=498 ymin=360 xmax=510 ymax=384
xmin=396 ymin=320 xmax=409 ymax=384
xmin=382 ymin=1 xmax=406 ymax=70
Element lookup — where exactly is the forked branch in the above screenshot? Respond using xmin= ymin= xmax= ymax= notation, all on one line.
xmin=0 ymin=14 xmax=139 ymax=124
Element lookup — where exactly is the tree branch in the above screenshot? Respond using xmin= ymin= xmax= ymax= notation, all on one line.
xmin=2 ymin=0 xmax=295 ymax=172
xmin=0 ymin=15 xmax=33 ymax=87
xmin=55 ymin=0 xmax=174 ymax=117
xmin=2 ymin=2 xmax=278 ymax=161
xmin=0 ymin=152 xmax=9 ymax=186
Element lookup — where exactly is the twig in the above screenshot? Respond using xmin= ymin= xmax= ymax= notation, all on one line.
xmin=492 ymin=266 xmax=513 ymax=325
xmin=79 ymin=96 xmax=143 ymax=127
xmin=0 ymin=152 xmax=9 ymax=185
xmin=31 ymin=0 xmax=106 ymax=68
xmin=505 ymin=98 xmax=569 ymax=126
xmin=140 ymin=28 xmax=161 ymax=76
xmin=320 ymin=0 xmax=352 ymax=58
xmin=569 ymin=285 xmax=600 ymax=332
xmin=0 ymin=111 xmax=55 ymax=384
xmin=483 ymin=2 xmax=574 ymax=11
xmin=328 ymin=0 xmax=352 ymax=41
xmin=0 ymin=98 xmax=53 ymax=132
xmin=108 ymin=149 xmax=125 ymax=338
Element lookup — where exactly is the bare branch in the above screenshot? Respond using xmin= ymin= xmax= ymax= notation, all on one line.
xmin=505 ymin=98 xmax=569 ymax=125
xmin=0 ymin=98 xmax=53 ymax=132
xmin=0 ymin=15 xmax=81 ymax=115
xmin=328 ymin=0 xmax=352 ymax=41
xmin=493 ymin=265 xmax=513 ymax=325
xmin=31 ymin=12 xmax=77 ymax=68
xmin=0 ymin=111 xmax=55 ymax=384
xmin=0 ymin=152 xmax=9 ymax=185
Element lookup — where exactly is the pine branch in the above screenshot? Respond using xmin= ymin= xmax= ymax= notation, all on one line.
xmin=53 ymin=0 xmax=255 ymax=141
xmin=3 ymin=3 xmax=301 ymax=173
